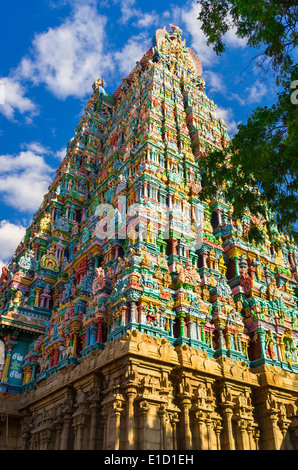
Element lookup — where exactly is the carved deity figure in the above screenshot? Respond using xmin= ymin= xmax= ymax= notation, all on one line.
xmin=265 ymin=329 xmax=277 ymax=360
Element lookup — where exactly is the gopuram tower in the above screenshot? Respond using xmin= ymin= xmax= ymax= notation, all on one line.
xmin=0 ymin=25 xmax=297 ymax=451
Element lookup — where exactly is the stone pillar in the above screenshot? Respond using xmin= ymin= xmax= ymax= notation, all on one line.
xmin=54 ymin=421 xmax=63 ymax=450
xmin=247 ymin=424 xmax=255 ymax=450
xmin=266 ymin=411 xmax=280 ymax=450
xmin=221 ymin=403 xmax=235 ymax=450
xmin=130 ymin=301 xmax=136 ymax=323
xmin=139 ymin=400 xmax=150 ymax=450
xmin=88 ymin=389 xmax=100 ymax=450
xmin=180 ymin=398 xmax=192 ymax=449
xmin=102 ymin=407 xmax=110 ymax=450
xmin=73 ymin=389 xmax=91 ymax=450
xmin=214 ymin=421 xmax=222 ymax=450
xmin=225 ymin=331 xmax=231 ymax=350
xmin=201 ymin=252 xmax=207 ymax=268
xmin=60 ymin=410 xmax=72 ymax=450
xmin=138 ymin=304 xmax=145 ymax=324
xmin=96 ymin=318 xmax=103 ymax=342
xmin=157 ymin=404 xmax=167 ymax=450
xmin=112 ymin=401 xmax=124 ymax=450
xmin=69 ymin=320 xmax=82 ymax=357
xmin=170 ymin=413 xmax=179 ymax=450
xmin=34 ymin=242 xmax=40 ymax=259
xmin=177 ymin=312 xmax=186 ymax=337
xmin=73 ymin=416 xmax=86 ymax=450
xmin=34 ymin=288 xmax=42 ymax=308
xmin=205 ymin=416 xmax=213 ymax=450
xmin=215 ymin=208 xmax=222 ymax=227
xmin=185 ymin=319 xmax=193 ymax=339
xmin=233 ymin=256 xmax=240 ymax=276
xmin=195 ymin=412 xmax=207 ymax=449
xmin=216 ymin=323 xmax=225 ymax=349
xmin=201 ymin=322 xmax=206 ymax=342
xmin=40 ymin=429 xmax=51 ymax=450
xmin=21 ymin=412 xmax=32 ymax=450
xmin=126 ymin=388 xmax=137 ymax=450
xmin=237 ymin=420 xmax=248 ymax=450
xmin=2 ymin=339 xmax=17 ymax=383
xmin=257 ymin=328 xmax=266 ymax=358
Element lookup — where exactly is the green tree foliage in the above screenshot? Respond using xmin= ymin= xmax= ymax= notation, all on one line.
xmin=197 ymin=0 xmax=298 ymax=241
xmin=198 ymin=0 xmax=297 ymax=78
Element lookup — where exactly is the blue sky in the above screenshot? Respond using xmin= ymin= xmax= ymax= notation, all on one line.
xmin=0 ymin=0 xmax=279 ymax=267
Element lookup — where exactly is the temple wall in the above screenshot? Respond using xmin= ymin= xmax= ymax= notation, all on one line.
xmin=0 ymin=330 xmax=297 ymax=450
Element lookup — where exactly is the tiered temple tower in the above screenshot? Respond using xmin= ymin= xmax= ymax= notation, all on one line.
xmin=0 ymin=25 xmax=297 ymax=451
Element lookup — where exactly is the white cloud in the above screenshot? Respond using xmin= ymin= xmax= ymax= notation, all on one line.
xmin=178 ymin=2 xmax=218 ymax=68
xmin=246 ymin=81 xmax=268 ymax=104
xmin=203 ymin=69 xmax=269 ymax=107
xmin=223 ymin=15 xmax=247 ymax=49
xmin=133 ymin=12 xmax=159 ymax=29
xmin=203 ymin=70 xmax=228 ymax=95
xmin=216 ymin=106 xmax=241 ymax=136
xmin=0 ymin=220 xmax=26 ymax=267
xmin=118 ymin=0 xmax=139 ymax=24
xmin=168 ymin=1 xmax=247 ymax=70
xmin=0 ymin=77 xmax=38 ymax=121
xmin=54 ymin=147 xmax=67 ymax=161
xmin=16 ymin=3 xmax=112 ymax=99
xmin=0 ymin=145 xmax=54 ymax=212
xmin=113 ymin=32 xmax=151 ymax=76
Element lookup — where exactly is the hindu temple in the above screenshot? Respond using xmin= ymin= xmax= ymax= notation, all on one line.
xmin=0 ymin=25 xmax=297 ymax=451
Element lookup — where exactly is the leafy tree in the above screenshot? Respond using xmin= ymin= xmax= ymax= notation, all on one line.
xmin=197 ymin=0 xmax=298 ymax=242
xmin=198 ymin=0 xmax=297 ymax=79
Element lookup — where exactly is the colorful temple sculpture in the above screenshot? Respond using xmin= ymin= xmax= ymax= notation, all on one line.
xmin=0 ymin=25 xmax=297 ymax=451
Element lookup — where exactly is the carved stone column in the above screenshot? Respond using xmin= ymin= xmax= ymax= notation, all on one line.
xmin=157 ymin=404 xmax=168 ymax=450
xmin=126 ymin=387 xmax=137 ymax=450
xmin=185 ymin=320 xmax=193 ymax=339
xmin=73 ymin=415 xmax=87 ymax=450
xmin=214 ymin=420 xmax=222 ymax=450
xmin=195 ymin=411 xmax=207 ymax=449
xmin=236 ymin=420 xmax=248 ymax=450
xmin=205 ymin=414 xmax=213 ymax=450
xmin=170 ymin=413 xmax=179 ymax=450
xmin=60 ymin=409 xmax=73 ymax=450
xmin=112 ymin=400 xmax=124 ymax=450
xmin=72 ymin=389 xmax=91 ymax=450
xmin=2 ymin=338 xmax=17 ymax=383
xmin=139 ymin=400 xmax=150 ymax=450
xmin=69 ymin=320 xmax=82 ymax=357
xmin=88 ymin=388 xmax=101 ymax=450
xmin=264 ymin=393 xmax=281 ymax=450
xmin=52 ymin=409 xmax=63 ymax=450
xmin=40 ymin=429 xmax=51 ymax=450
xmin=278 ymin=405 xmax=292 ymax=450
xmin=219 ymin=392 xmax=235 ymax=451
xmin=21 ymin=411 xmax=32 ymax=450
xmin=54 ymin=421 xmax=63 ymax=450
xmin=60 ymin=390 xmax=74 ymax=450
xmin=101 ymin=406 xmax=110 ymax=450
xmin=180 ymin=398 xmax=192 ymax=449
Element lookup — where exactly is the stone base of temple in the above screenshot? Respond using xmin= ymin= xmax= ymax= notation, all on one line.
xmin=0 ymin=330 xmax=297 ymax=450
